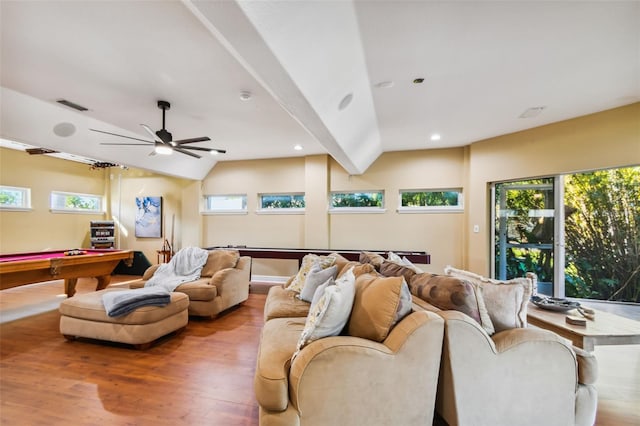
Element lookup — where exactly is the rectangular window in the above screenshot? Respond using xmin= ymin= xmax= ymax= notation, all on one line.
xmin=0 ymin=185 xmax=31 ymax=210
xmin=50 ymin=191 xmax=103 ymax=214
xmin=258 ymin=193 xmax=305 ymax=213
xmin=203 ymin=194 xmax=247 ymax=214
xmin=399 ymin=189 xmax=463 ymax=212
xmin=330 ymin=191 xmax=384 ymax=213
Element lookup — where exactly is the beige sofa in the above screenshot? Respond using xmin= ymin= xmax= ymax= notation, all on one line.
xmin=256 ymin=253 xmax=598 ymax=426
xmin=130 ymin=249 xmax=250 ymax=317
xmin=255 ymin=256 xmax=446 ymax=426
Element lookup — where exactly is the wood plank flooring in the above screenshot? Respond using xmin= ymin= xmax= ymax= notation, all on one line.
xmin=1 ymin=277 xmax=639 ymax=425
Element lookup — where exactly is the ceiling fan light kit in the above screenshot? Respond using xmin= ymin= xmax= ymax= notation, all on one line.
xmin=91 ymin=100 xmax=225 ymax=159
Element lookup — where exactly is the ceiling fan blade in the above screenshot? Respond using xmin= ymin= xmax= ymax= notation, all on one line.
xmin=90 ymin=128 xmax=152 ymax=143
xmin=100 ymin=142 xmax=154 ymax=146
xmin=181 ymin=146 xmax=227 ymax=154
xmin=174 ymin=147 xmax=201 ymax=159
xmin=140 ymin=124 xmax=163 ymax=143
xmin=173 ymin=137 xmax=211 ymax=145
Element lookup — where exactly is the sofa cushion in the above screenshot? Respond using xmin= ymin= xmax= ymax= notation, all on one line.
xmin=286 ymin=253 xmax=337 ymax=293
xmin=294 ymin=268 xmax=356 ymax=354
xmin=409 ymin=273 xmax=494 ymax=335
xmin=254 ymin=316 xmax=307 ymax=411
xmin=329 ymin=252 xmax=351 ymax=276
xmin=201 ymin=250 xmax=239 ymax=277
xmin=299 ymin=263 xmax=338 ymax=303
xmin=348 ymin=273 xmax=407 ymax=342
xmin=379 ymin=260 xmax=416 ymax=282
xmin=264 ymin=285 xmax=310 ymax=321
xmin=174 ymin=278 xmax=217 ymax=301
xmin=444 ymin=266 xmax=532 ymax=332
xmin=359 ymin=251 xmax=384 ymax=270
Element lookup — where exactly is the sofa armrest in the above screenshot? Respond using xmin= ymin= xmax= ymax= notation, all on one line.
xmin=573 ymin=346 xmax=598 ymax=385
xmin=288 ymin=310 xmax=444 ymax=424
xmin=142 ymin=264 xmax=161 ymax=280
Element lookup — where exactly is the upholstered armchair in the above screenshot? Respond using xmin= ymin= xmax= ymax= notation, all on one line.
xmin=436 ymin=310 xmax=598 ymax=426
xmin=130 ymin=249 xmax=251 ymax=317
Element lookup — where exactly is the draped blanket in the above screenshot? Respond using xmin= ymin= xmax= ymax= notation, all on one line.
xmin=144 ymin=246 xmax=209 ymax=292
xmin=102 ymin=287 xmax=171 ymax=317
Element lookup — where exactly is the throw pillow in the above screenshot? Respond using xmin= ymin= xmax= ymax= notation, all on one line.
xmin=359 ymin=251 xmax=385 ymax=270
xmin=444 ymin=266 xmax=533 ymax=332
xmin=387 ymin=251 xmax=403 ymax=263
xmin=348 ymin=273 xmax=406 ymax=342
xmin=409 ymin=273 xmax=495 ymax=335
xmin=294 ymin=268 xmax=356 ymax=356
xmin=394 ymin=279 xmax=413 ymax=325
xmin=401 ymin=256 xmax=424 ymax=274
xmin=337 ymin=261 xmax=376 ymax=278
xmin=379 ymin=260 xmax=416 ymax=283
xmin=201 ymin=250 xmax=240 ymax=277
xmin=310 ymin=277 xmax=335 ymax=311
xmin=286 ymin=253 xmax=337 ymax=293
xmin=299 ymin=263 xmax=338 ymax=302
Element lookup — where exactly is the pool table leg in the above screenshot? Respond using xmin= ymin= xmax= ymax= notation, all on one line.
xmin=65 ymin=278 xmax=78 ymax=297
xmin=95 ymin=275 xmax=112 ymax=291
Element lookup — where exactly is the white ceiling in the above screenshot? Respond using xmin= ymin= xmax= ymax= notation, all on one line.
xmin=1 ymin=1 xmax=638 ymax=180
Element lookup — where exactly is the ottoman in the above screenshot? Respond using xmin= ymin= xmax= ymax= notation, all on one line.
xmin=59 ymin=288 xmax=189 ymax=349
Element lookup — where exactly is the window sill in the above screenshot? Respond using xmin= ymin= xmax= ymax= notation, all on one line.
xmin=0 ymin=207 xmax=32 ymax=212
xmin=201 ymin=210 xmax=248 ymax=216
xmin=256 ymin=209 xmax=305 ymax=215
xmin=49 ymin=209 xmax=104 ymax=215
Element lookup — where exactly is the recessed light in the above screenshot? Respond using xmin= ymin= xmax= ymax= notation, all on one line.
xmin=293 ymin=144 xmax=303 ymax=151
xmin=209 ymin=150 xmax=219 ymax=156
xmin=338 ymin=93 xmax=353 ymax=111
xmin=519 ymin=106 xmax=546 ymax=118
xmin=53 ymin=122 xmax=76 ymax=137
xmin=430 ymin=133 xmax=441 ymax=141
xmin=413 ymin=78 xmax=425 ymax=84
xmin=239 ymin=91 xmax=252 ymax=101
xmin=374 ymin=81 xmax=395 ymax=89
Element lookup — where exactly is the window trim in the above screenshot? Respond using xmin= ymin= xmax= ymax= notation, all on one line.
xmin=202 ymin=194 xmax=248 ymax=215
xmin=256 ymin=192 xmax=306 ymax=214
xmin=0 ymin=185 xmax=32 ymax=211
xmin=50 ymin=190 xmax=103 ymax=214
xmin=397 ymin=188 xmax=463 ymax=213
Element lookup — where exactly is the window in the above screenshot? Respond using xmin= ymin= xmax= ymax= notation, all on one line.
xmin=399 ymin=189 xmax=463 ymax=212
xmin=50 ymin=191 xmax=103 ymax=214
xmin=258 ymin=193 xmax=305 ymax=213
xmin=330 ymin=191 xmax=384 ymax=213
xmin=0 ymin=185 xmax=31 ymax=210
xmin=203 ymin=194 xmax=247 ymax=214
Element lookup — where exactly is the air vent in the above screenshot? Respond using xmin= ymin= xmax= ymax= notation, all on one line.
xmin=56 ymin=99 xmax=89 ymax=112
xmin=25 ymin=148 xmax=59 ymax=155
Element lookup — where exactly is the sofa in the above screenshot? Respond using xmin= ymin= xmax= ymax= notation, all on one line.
xmin=255 ymin=253 xmax=446 ymax=426
xmin=129 ymin=249 xmax=250 ymax=317
xmin=255 ymin=252 xmax=598 ymax=426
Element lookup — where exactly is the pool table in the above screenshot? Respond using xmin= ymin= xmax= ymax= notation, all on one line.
xmin=0 ymin=249 xmax=133 ymax=297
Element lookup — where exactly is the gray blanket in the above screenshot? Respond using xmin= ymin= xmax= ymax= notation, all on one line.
xmin=102 ymin=287 xmax=171 ymax=317
xmin=145 ymin=246 xmax=209 ymax=292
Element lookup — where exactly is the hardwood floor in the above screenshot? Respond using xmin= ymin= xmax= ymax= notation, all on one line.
xmin=1 ymin=277 xmax=639 ymax=425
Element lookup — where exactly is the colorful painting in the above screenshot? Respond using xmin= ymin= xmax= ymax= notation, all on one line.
xmin=135 ymin=196 xmax=162 ymax=238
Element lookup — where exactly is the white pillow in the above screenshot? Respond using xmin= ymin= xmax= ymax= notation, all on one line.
xmin=387 ymin=251 xmax=403 ymax=263
xmin=393 ymin=279 xmax=413 ymax=325
xmin=293 ymin=268 xmax=356 ymax=357
xmin=310 ymin=277 xmax=335 ymax=311
xmin=401 ymin=256 xmax=424 ymax=274
xmin=299 ymin=263 xmax=338 ymax=302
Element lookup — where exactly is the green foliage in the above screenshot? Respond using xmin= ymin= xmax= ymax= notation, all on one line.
xmin=0 ymin=191 xmax=19 ymax=206
xmin=332 ymin=192 xmax=383 ymax=207
xmin=65 ymin=195 xmax=98 ymax=210
xmin=564 ymin=167 xmax=640 ymax=302
xmin=401 ymin=191 xmax=459 ymax=207
xmin=261 ymin=195 xmax=305 ymax=209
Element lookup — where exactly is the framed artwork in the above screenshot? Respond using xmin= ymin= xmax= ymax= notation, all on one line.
xmin=135 ymin=196 xmax=162 ymax=238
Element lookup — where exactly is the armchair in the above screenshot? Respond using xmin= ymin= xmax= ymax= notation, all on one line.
xmin=436 ymin=310 xmax=598 ymax=426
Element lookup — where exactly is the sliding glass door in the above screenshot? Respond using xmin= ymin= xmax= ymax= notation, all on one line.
xmin=492 ymin=178 xmax=556 ymax=295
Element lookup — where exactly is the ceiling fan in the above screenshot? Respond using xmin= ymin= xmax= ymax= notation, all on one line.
xmin=90 ymin=100 xmax=226 ymax=158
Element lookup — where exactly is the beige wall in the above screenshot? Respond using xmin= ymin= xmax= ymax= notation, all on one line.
xmin=465 ymin=102 xmax=640 ymax=275
xmin=2 ymin=103 xmax=638 ymax=280
xmin=0 ymin=148 xmax=106 ymax=252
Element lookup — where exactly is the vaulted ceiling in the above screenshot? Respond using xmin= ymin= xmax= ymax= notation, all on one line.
xmin=1 ymin=1 xmax=638 ymax=180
